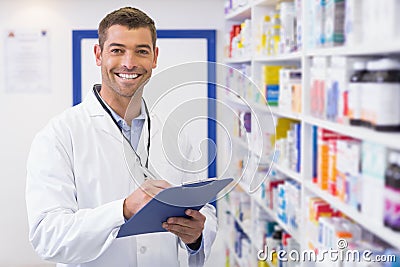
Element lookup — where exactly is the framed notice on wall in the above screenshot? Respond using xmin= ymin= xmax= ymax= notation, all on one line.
xmin=4 ymin=29 xmax=51 ymax=93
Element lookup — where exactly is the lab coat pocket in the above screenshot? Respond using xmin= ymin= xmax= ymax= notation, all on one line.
xmin=136 ymin=233 xmax=179 ymax=267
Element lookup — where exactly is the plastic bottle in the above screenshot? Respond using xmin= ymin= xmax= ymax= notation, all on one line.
xmin=314 ymin=0 xmax=326 ymax=47
xmin=348 ymin=61 xmax=368 ymax=126
xmin=384 ymin=153 xmax=396 ymax=227
xmin=324 ymin=0 xmax=345 ymax=47
xmin=294 ymin=0 xmax=302 ymax=51
xmin=270 ymin=225 xmax=282 ymax=265
xmin=240 ymin=19 xmax=252 ymax=57
xmin=391 ymin=153 xmax=400 ymax=231
xmin=344 ymin=0 xmax=363 ymax=46
xmin=270 ymin=12 xmax=281 ymax=55
xmin=363 ymin=59 xmax=400 ymax=131
xmin=261 ymin=15 xmax=272 ymax=56
xmin=280 ymin=232 xmax=291 ymax=267
xmin=280 ymin=1 xmax=296 ymax=53
xmin=229 ymin=25 xmax=241 ymax=58
xmin=372 ymin=59 xmax=400 ymax=131
xmin=360 ymin=60 xmax=376 ymax=128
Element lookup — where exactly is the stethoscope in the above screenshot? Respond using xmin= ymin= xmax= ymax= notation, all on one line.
xmin=93 ymin=84 xmax=151 ymax=171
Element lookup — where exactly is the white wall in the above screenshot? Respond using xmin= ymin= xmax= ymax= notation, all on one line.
xmin=0 ymin=0 xmax=224 ymax=265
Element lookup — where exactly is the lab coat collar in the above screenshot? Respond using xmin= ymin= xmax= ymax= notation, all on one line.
xmin=83 ymin=89 xmax=159 ymax=143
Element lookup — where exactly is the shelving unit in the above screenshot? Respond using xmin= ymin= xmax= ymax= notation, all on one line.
xmin=303 ymin=116 xmax=400 ymax=150
xmin=252 ymin=194 xmax=301 ymax=243
xmin=225 ymin=5 xmax=251 ymax=20
xmin=230 ymin=181 xmax=301 ymax=266
xmin=304 ymin=181 xmax=400 ymax=250
xmin=272 ymin=162 xmax=301 ymax=184
xmin=224 ymin=52 xmax=302 ymax=63
xmin=220 ymin=1 xmax=400 ymax=266
xmin=253 ymin=52 xmax=302 ymax=62
xmin=269 ymin=106 xmax=302 ymax=121
xmin=224 ymin=57 xmax=252 ymax=64
xmin=306 ymin=43 xmax=400 ymax=57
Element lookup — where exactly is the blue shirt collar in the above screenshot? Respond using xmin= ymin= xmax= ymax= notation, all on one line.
xmin=95 ymin=90 xmax=147 ymax=128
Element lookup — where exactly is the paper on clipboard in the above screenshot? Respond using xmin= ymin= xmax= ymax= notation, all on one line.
xmin=117 ymin=177 xmax=233 ymax=238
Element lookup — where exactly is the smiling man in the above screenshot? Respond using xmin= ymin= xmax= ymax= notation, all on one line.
xmin=26 ymin=7 xmax=217 ymax=267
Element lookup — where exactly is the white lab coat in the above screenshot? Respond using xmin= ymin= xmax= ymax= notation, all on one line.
xmin=26 ymin=90 xmax=217 ymax=267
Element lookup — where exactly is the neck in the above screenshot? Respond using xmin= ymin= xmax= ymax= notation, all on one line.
xmin=99 ymin=87 xmax=142 ymax=125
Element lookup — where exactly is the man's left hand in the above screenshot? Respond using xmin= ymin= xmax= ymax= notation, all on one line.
xmin=162 ymin=209 xmax=205 ymax=245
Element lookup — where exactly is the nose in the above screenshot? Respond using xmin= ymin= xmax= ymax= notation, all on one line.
xmin=121 ymin=51 xmax=138 ymax=70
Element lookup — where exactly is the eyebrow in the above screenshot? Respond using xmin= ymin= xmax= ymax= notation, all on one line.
xmin=108 ymin=43 xmax=125 ymax=48
xmin=136 ymin=44 xmax=152 ymax=50
xmin=108 ymin=43 xmax=152 ymax=50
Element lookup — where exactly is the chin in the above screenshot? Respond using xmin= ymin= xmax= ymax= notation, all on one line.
xmin=119 ymin=89 xmax=141 ymax=98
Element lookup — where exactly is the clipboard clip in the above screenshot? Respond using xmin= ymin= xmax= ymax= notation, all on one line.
xmin=181 ymin=177 xmax=219 ymax=186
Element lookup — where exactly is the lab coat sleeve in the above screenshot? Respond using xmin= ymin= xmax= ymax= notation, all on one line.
xmin=26 ymin=125 xmax=125 ymax=263
xmin=187 ymin=203 xmax=217 ymax=267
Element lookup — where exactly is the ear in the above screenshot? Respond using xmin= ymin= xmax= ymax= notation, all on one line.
xmin=94 ymin=44 xmax=102 ymax=66
xmin=152 ymin=46 xmax=159 ymax=69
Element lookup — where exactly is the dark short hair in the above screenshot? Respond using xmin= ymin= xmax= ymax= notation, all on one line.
xmin=98 ymin=7 xmax=157 ymax=50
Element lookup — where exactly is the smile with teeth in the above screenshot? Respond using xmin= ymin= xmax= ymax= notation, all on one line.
xmin=117 ymin=73 xmax=140 ymax=80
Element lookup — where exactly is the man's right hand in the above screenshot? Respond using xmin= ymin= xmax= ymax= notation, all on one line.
xmin=123 ymin=180 xmax=171 ymax=220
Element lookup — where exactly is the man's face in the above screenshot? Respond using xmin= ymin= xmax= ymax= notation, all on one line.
xmin=94 ymin=25 xmax=158 ymax=98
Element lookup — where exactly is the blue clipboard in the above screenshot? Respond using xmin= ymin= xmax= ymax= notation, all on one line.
xmin=117 ymin=178 xmax=233 ymax=238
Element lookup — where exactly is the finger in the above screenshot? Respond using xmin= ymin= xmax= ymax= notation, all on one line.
xmin=162 ymin=222 xmax=192 ymax=235
xmin=166 ymin=217 xmax=196 ymax=229
xmin=162 ymin=221 xmax=203 ymax=245
xmin=166 ymin=229 xmax=196 ymax=244
xmin=163 ymin=223 xmax=199 ymax=242
xmin=185 ymin=209 xmax=206 ymax=222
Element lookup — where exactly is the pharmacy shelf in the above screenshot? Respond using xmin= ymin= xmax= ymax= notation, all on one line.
xmin=233 ymin=215 xmax=253 ymax=241
xmin=227 ymin=187 xmax=253 ymax=239
xmin=252 ymin=195 xmax=301 ymax=242
xmin=306 ymin=42 xmax=400 ymax=57
xmin=226 ymin=95 xmax=278 ymax=117
xmin=253 ymin=0 xmax=280 ymax=7
xmin=225 ymin=52 xmax=302 ymax=64
xmin=228 ymin=97 xmax=303 ymax=121
xmin=225 ymin=5 xmax=251 ymax=20
xmin=247 ymin=101 xmax=270 ymax=114
xmin=222 ymin=202 xmax=255 ymax=267
xmin=269 ymin=106 xmax=303 ymax=121
xmin=225 ymin=94 xmax=251 ymax=112
xmin=222 ymin=0 xmax=400 ymax=261
xmin=272 ymin=162 xmax=302 ymax=184
xmin=232 ymin=249 xmax=246 ymax=267
xmin=223 ymin=57 xmax=252 ymax=64
xmin=236 ymin=181 xmax=251 ymax=197
xmin=304 ymin=181 xmax=400 ymax=250
xmin=234 ymin=217 xmax=251 ymax=243
xmin=224 ymin=96 xmax=281 ymax=143
xmin=225 ymin=94 xmax=295 ymax=119
xmin=303 ymin=115 xmax=400 ymax=150
xmin=253 ymin=51 xmax=302 ymax=62
xmin=233 ymin=136 xmax=250 ymax=151
xmin=246 ymin=180 xmax=301 ymax=242
xmin=253 ymin=153 xmax=271 ymax=165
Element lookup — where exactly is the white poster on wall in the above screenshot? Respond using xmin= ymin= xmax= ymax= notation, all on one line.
xmin=4 ymin=29 xmax=50 ymax=93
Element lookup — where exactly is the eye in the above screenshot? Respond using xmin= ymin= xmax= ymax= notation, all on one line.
xmin=111 ymin=48 xmax=123 ymax=54
xmin=137 ymin=49 xmax=150 ymax=55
